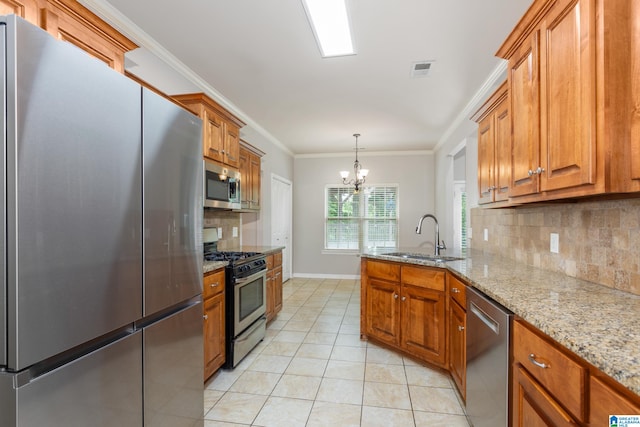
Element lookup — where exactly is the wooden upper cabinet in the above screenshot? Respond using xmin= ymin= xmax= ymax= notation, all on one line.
xmin=239 ymin=142 xmax=263 ymax=211
xmin=172 ymin=93 xmax=245 ymax=168
xmin=538 ymin=0 xmax=596 ymax=193
xmin=508 ymin=35 xmax=540 ymax=198
xmin=0 ymin=0 xmax=39 ymax=24
xmin=472 ymin=81 xmax=510 ymax=204
xmin=40 ymin=0 xmax=137 ymax=73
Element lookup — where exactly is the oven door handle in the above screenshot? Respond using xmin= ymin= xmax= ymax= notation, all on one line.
xmin=235 ymin=269 xmax=266 ymax=285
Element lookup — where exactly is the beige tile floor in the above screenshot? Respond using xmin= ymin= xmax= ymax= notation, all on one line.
xmin=204 ymin=278 xmax=470 ymax=427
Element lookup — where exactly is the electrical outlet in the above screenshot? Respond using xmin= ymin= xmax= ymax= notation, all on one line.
xmin=550 ymin=233 xmax=559 ymax=253
xmin=468 ymin=228 xmax=473 ymax=239
xmin=232 ymin=227 xmax=238 ymax=238
xmin=217 ymin=227 xmax=222 ymax=239
xmin=483 ymin=228 xmax=489 ymax=241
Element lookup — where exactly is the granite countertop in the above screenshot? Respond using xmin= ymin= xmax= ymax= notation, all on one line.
xmin=361 ymin=248 xmax=640 ymax=395
xmin=202 ymin=245 xmax=285 ymax=274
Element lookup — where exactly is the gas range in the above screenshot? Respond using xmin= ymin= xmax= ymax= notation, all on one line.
xmin=204 ymin=249 xmax=267 ymax=279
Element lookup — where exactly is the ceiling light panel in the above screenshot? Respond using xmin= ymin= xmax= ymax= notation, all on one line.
xmin=302 ymin=0 xmax=355 ymax=58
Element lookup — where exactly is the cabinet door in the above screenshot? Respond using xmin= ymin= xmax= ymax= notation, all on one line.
xmin=477 ymin=114 xmax=495 ymax=204
xmin=204 ymin=292 xmax=225 ymax=380
xmin=224 ymin=123 xmax=240 ymax=168
xmin=449 ymin=299 xmax=466 ymax=399
xmin=630 ymin=0 xmax=640 ymax=185
xmin=589 ymin=375 xmax=640 ymax=426
xmin=513 ymin=364 xmax=578 ymax=427
xmin=509 ymin=32 xmax=540 ymax=197
xmin=249 ymin=152 xmax=261 ymax=209
xmin=365 ymin=278 xmax=401 ymax=347
xmin=539 ymin=0 xmax=595 ymax=192
xmin=265 ymin=270 xmax=275 ymax=322
xmin=494 ymin=96 xmax=511 ymax=201
xmin=0 ymin=0 xmax=38 ymax=24
xmin=273 ymin=266 xmax=283 ymax=315
xmin=203 ymin=109 xmax=224 ymax=162
xmin=400 ymin=285 xmax=446 ymax=367
xmin=41 ymin=0 xmax=136 ymax=73
xmin=239 ymin=147 xmax=250 ymax=207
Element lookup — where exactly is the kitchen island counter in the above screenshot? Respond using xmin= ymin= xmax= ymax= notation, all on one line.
xmin=362 ymin=248 xmax=640 ymax=395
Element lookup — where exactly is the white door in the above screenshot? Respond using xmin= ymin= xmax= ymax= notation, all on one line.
xmin=271 ymin=174 xmax=292 ymax=281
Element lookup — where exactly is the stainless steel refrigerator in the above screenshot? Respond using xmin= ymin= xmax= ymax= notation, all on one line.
xmin=0 ymin=15 xmax=203 ymax=426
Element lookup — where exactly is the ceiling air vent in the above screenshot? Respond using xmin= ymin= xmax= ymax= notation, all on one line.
xmin=410 ymin=60 xmax=434 ymax=78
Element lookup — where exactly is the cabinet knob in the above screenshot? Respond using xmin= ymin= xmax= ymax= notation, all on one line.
xmin=451 ymin=288 xmax=460 ymax=294
xmin=393 ymin=293 xmax=398 ymax=299
xmin=203 ymin=314 xmax=208 ymax=320
xmin=401 ymin=296 xmax=406 ymax=301
xmin=536 ymin=166 xmax=545 ymax=175
xmin=458 ymin=325 xmax=465 ymax=331
xmin=528 ymin=169 xmax=535 ymax=176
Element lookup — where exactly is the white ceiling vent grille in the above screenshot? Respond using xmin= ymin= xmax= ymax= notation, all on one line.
xmin=410 ymin=60 xmax=434 ymax=78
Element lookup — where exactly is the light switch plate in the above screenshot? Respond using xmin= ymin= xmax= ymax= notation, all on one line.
xmin=232 ymin=227 xmax=238 ymax=238
xmin=217 ymin=228 xmax=222 ymax=239
xmin=550 ymin=233 xmax=559 ymax=253
xmin=483 ymin=228 xmax=489 ymax=241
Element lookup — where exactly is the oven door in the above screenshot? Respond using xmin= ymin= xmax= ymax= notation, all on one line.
xmin=233 ymin=270 xmax=267 ymax=335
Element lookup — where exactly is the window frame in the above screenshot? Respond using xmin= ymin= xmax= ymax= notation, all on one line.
xmin=323 ymin=183 xmax=399 ymax=254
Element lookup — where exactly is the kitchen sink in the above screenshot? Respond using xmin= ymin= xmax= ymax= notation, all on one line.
xmin=382 ymin=252 xmax=464 ymax=263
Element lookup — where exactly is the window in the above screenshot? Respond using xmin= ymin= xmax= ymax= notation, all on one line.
xmin=325 ymin=185 xmax=398 ymax=251
xmin=453 ymin=181 xmax=468 ymax=252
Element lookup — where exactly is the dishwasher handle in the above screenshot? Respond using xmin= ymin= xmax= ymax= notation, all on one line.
xmin=470 ymin=301 xmax=500 ymax=335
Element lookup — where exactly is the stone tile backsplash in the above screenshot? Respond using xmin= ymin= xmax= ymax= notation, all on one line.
xmin=203 ymin=210 xmax=241 ymax=250
xmin=470 ymin=198 xmax=640 ymax=295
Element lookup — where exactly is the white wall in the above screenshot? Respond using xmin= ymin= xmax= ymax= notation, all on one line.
xmin=293 ymin=152 xmax=435 ymax=278
xmin=239 ymin=127 xmax=294 ymax=246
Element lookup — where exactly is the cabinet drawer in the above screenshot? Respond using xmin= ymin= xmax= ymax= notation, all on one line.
xmin=273 ymin=251 xmax=282 ymax=267
xmin=448 ymin=273 xmax=466 ymax=307
xmin=401 ymin=265 xmax=445 ymax=291
xmin=367 ymin=260 xmax=400 ymax=282
xmin=203 ymin=269 xmax=225 ymax=300
xmin=513 ymin=320 xmax=586 ymax=421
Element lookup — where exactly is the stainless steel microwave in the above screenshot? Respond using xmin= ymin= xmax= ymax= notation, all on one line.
xmin=204 ymin=160 xmax=241 ymax=209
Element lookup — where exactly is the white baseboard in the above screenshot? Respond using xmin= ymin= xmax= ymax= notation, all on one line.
xmin=292 ymin=273 xmax=360 ymax=280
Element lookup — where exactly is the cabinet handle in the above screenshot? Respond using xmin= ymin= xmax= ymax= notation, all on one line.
xmin=203 ymin=314 xmax=208 ymax=320
xmin=528 ymin=353 xmax=550 ymax=369
xmin=210 ymin=282 xmax=219 ymax=288
xmin=451 ymin=287 xmax=460 ymax=293
xmin=393 ymin=293 xmax=398 ymax=299
xmin=458 ymin=326 xmax=465 ymax=331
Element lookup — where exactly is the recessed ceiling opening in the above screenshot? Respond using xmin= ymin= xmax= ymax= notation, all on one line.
xmin=411 ymin=60 xmax=435 ymax=78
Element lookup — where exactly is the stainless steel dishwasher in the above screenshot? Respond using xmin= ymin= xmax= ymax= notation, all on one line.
xmin=466 ymin=286 xmax=513 ymax=427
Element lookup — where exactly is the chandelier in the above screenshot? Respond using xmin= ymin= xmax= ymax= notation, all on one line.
xmin=340 ymin=133 xmax=369 ymax=193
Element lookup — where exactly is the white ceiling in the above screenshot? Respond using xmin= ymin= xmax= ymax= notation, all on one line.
xmin=81 ymin=0 xmax=532 ymax=155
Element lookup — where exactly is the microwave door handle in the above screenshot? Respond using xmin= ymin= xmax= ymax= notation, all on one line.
xmin=235 ymin=270 xmax=266 ymax=285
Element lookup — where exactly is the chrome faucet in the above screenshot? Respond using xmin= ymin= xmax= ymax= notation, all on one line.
xmin=416 ymin=214 xmax=447 ymax=256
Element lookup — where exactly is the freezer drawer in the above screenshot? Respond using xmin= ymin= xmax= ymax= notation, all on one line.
xmin=143 ymin=300 xmax=203 ymax=427
xmin=0 ymin=331 xmax=143 ymax=426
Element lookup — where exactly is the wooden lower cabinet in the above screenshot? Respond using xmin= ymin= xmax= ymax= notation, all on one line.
xmin=449 ymin=298 xmax=466 ymax=400
xmin=203 ymin=269 xmax=225 ymax=381
xmin=265 ymin=250 xmax=283 ymax=322
xmin=512 ymin=318 xmax=640 ymax=427
xmin=361 ymin=259 xmax=447 ymax=369
xmin=589 ymin=375 xmax=640 ymax=426
xmin=513 ymin=364 xmax=578 ymax=426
